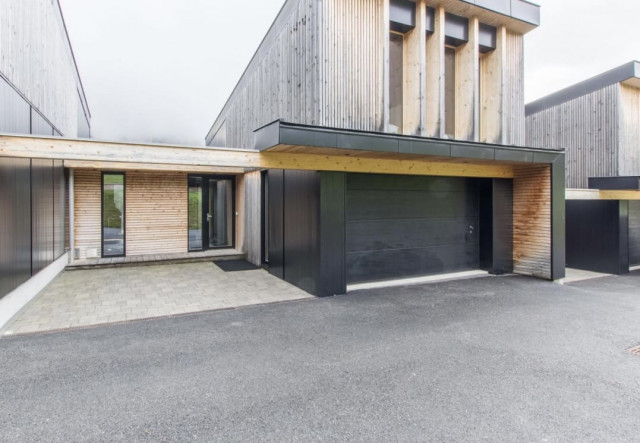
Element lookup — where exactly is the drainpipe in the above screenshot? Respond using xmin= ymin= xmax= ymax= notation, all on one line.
xmin=69 ymin=169 xmax=75 ymax=262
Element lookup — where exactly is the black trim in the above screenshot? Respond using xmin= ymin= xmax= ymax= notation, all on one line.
xmin=101 ymin=171 xmax=126 ymax=258
xmin=254 ymin=120 xmax=565 ymax=163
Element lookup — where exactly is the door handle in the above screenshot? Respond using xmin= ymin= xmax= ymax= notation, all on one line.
xmin=207 ymin=213 xmax=212 ymax=221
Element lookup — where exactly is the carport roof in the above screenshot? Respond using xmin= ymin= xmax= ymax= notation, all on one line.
xmin=254 ymin=120 xmax=564 ymax=165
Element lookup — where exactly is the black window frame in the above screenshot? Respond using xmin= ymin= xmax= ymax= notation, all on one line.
xmin=101 ymin=171 xmax=126 ymax=258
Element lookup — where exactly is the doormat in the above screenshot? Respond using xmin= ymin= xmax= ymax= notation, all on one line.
xmin=214 ymin=260 xmax=260 ymax=272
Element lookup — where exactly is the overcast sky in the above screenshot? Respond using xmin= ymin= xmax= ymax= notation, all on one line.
xmin=59 ymin=0 xmax=640 ymax=146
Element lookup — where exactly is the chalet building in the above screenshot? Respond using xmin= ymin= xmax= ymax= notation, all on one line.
xmin=203 ymin=0 xmax=564 ymax=295
xmin=1 ymin=0 xmax=566 ymax=317
xmin=0 ymin=0 xmax=91 ymax=325
xmin=526 ymin=61 xmax=640 ymax=274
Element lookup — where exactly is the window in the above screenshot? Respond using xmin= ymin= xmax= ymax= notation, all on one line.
xmin=188 ymin=176 xmax=204 ymax=251
xmin=444 ymin=47 xmax=456 ymax=138
xmin=389 ymin=32 xmax=404 ymax=133
xmin=102 ymin=173 xmax=125 ymax=257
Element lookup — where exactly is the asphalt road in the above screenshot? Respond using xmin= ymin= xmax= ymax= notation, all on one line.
xmin=1 ymin=273 xmax=639 ymax=442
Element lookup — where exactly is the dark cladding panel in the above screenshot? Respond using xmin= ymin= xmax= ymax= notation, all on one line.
xmin=588 ymin=176 xmax=640 ymax=191
xmin=267 ymin=169 xmax=284 ymax=280
xmin=390 ymin=0 xmax=416 ymax=33
xmin=31 ymin=159 xmax=55 ymax=274
xmin=53 ymin=160 xmax=65 ymax=260
xmin=319 ymin=172 xmax=346 ymax=296
xmin=492 ymin=179 xmax=514 ymax=274
xmin=629 ymin=201 xmax=640 ymax=267
xmin=283 ymin=170 xmax=320 ymax=295
xmin=0 ymin=157 xmax=32 ymax=299
xmin=566 ymin=200 xmax=627 ymax=275
xmin=445 ymin=13 xmax=469 ymax=47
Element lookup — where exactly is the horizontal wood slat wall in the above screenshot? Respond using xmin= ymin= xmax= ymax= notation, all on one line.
xmin=73 ymin=170 xmax=189 ymax=258
xmin=513 ymin=165 xmax=551 ymax=279
xmin=73 ymin=169 xmax=101 ymax=258
xmin=125 ymin=172 xmax=188 ymax=256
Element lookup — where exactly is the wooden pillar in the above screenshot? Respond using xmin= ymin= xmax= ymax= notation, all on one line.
xmin=480 ymin=26 xmax=507 ymax=144
xmin=455 ymin=16 xmax=479 ymax=141
xmin=425 ymin=6 xmax=445 ymax=138
xmin=382 ymin=0 xmax=391 ymax=132
xmin=403 ymin=0 xmax=427 ymax=135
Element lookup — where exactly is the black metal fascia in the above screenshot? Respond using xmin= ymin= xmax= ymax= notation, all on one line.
xmin=390 ymin=0 xmax=416 ymax=34
xmin=254 ymin=120 xmax=565 ymax=166
xmin=588 ymin=176 xmax=640 ymax=191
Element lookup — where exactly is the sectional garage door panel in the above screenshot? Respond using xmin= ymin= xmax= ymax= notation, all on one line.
xmin=346 ymin=174 xmax=480 ymax=284
xmin=630 ymin=201 xmax=640 ymax=267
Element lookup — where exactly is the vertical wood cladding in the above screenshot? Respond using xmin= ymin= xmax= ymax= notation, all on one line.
xmin=73 ymin=170 xmax=102 ymax=257
xmin=125 ymin=172 xmax=187 ymax=256
xmin=513 ymin=165 xmax=551 ymax=279
xmin=503 ymin=30 xmax=525 ymax=146
xmin=243 ymin=171 xmax=262 ymax=265
xmin=0 ymin=0 xmax=86 ymax=136
xmin=526 ymin=84 xmax=620 ymax=188
xmin=619 ymin=84 xmax=640 ymax=178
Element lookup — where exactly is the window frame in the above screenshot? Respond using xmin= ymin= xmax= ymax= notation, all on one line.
xmin=101 ymin=171 xmax=126 ymax=258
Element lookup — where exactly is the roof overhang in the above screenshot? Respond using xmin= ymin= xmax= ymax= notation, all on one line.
xmin=254 ymin=120 xmax=564 ymax=166
xmin=526 ymin=61 xmax=640 ymax=115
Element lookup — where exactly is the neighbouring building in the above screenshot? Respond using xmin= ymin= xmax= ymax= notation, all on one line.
xmin=0 ymin=0 xmax=91 ymax=321
xmin=526 ymin=61 xmax=640 ymax=274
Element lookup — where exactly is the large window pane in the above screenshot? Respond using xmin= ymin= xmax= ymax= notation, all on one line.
xmin=102 ymin=173 xmax=125 ymax=257
xmin=444 ymin=47 xmax=456 ymax=138
xmin=389 ymin=32 xmax=404 ymax=133
xmin=188 ymin=177 xmax=203 ymax=251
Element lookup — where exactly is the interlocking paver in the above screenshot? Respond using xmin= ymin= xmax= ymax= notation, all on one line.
xmin=4 ymin=262 xmax=311 ymax=335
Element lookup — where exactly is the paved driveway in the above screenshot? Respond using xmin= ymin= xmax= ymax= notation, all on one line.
xmin=3 ymin=262 xmax=311 ymax=336
xmin=1 ymin=272 xmax=638 ymax=442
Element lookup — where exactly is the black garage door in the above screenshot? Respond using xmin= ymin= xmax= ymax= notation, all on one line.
xmin=346 ymin=174 xmax=480 ymax=284
xmin=630 ymin=201 xmax=640 ymax=267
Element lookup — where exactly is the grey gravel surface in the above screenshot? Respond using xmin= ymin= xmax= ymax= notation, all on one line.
xmin=1 ymin=273 xmax=639 ymax=442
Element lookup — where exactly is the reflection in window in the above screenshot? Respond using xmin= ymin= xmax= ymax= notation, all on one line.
xmin=102 ymin=173 xmax=125 ymax=257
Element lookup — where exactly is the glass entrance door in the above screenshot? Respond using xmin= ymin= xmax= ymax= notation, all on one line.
xmin=188 ymin=175 xmax=234 ymax=251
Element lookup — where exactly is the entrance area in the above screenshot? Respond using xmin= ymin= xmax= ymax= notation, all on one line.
xmin=188 ymin=175 xmax=234 ymax=252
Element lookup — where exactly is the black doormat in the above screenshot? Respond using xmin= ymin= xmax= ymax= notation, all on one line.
xmin=214 ymin=260 xmax=260 ymax=272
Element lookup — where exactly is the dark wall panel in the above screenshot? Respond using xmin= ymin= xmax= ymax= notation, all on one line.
xmin=319 ymin=172 xmax=346 ymax=296
xmin=31 ymin=159 xmax=55 ymax=274
xmin=566 ymin=200 xmax=626 ymax=274
xmin=267 ymin=169 xmax=285 ymax=279
xmin=53 ymin=160 xmax=65 ymax=259
xmin=0 ymin=157 xmax=32 ymax=299
xmin=346 ymin=174 xmax=480 ymax=284
xmin=492 ymin=178 xmax=514 ymax=274
xmin=283 ymin=170 xmax=320 ymax=295
xmin=629 ymin=201 xmax=640 ymax=267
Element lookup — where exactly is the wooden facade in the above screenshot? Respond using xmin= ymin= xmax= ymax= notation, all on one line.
xmin=0 ymin=0 xmax=90 ymax=137
xmin=206 ymin=0 xmax=532 ymax=150
xmin=526 ymin=62 xmax=640 ymax=189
